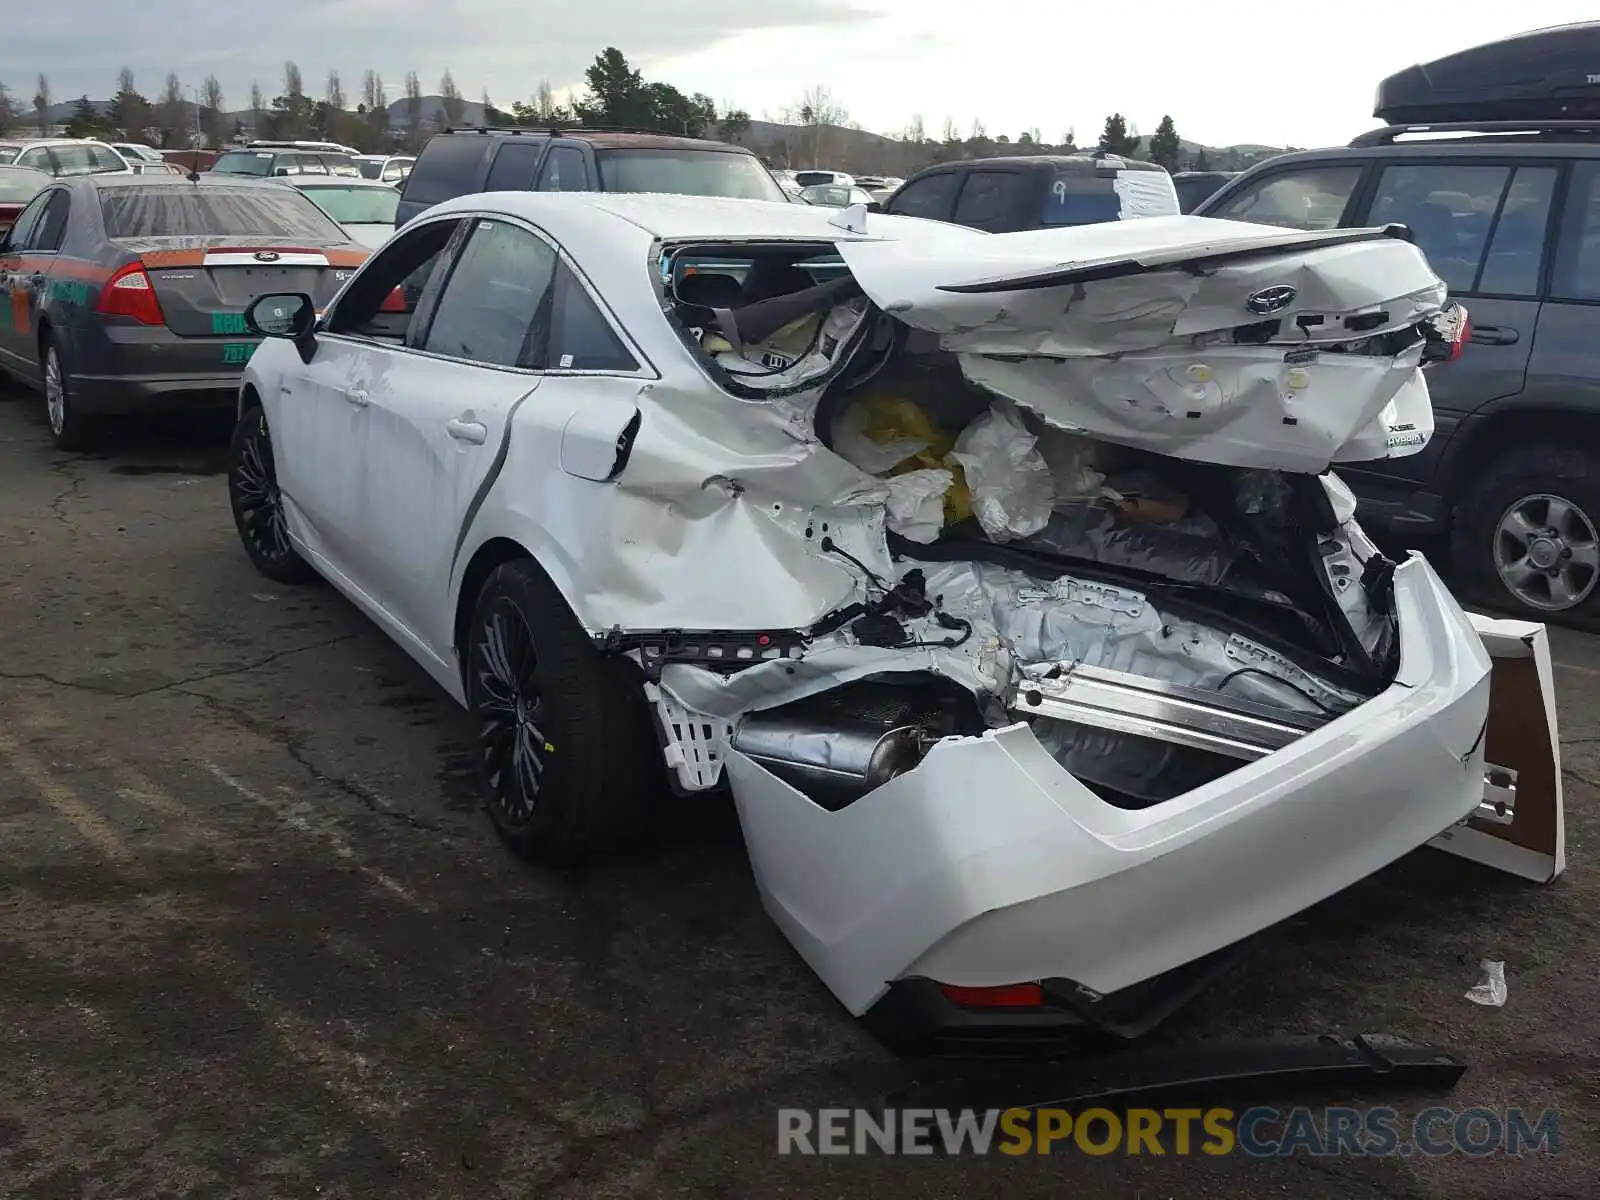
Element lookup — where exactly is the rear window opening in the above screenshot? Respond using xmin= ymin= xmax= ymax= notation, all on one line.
xmin=596 ymin=149 xmax=785 ymax=202
xmin=100 ymin=186 xmax=350 ymax=241
xmin=298 ymin=186 xmax=400 ymax=225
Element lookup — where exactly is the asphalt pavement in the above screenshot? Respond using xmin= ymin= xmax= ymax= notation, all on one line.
xmin=0 ymin=384 xmax=1595 ymax=1198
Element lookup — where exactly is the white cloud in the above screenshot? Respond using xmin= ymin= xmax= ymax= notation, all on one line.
xmin=4 ymin=0 xmax=1594 ymax=149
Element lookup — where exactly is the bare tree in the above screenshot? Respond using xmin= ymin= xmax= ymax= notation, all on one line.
xmin=200 ymin=74 xmax=226 ymax=147
xmin=278 ymin=61 xmax=308 ymax=138
xmin=249 ymin=81 xmax=265 ymax=138
xmin=360 ymin=70 xmax=388 ymax=148
xmin=33 ymin=73 xmax=50 ymax=135
xmin=941 ymin=116 xmax=959 ymax=143
xmin=158 ymin=73 xmax=185 ymax=148
xmin=793 ymin=84 xmax=846 ymax=166
xmin=325 ymin=70 xmax=345 ymax=112
xmin=439 ymin=69 xmax=464 ymax=128
xmin=403 ymin=71 xmax=423 ymax=150
xmin=0 ymin=82 xmax=15 ymax=135
xmin=535 ymin=80 xmax=558 ymax=119
xmin=904 ymin=113 xmax=926 ymax=144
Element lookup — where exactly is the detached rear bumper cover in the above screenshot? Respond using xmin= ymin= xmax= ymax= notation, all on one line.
xmin=724 ymin=555 xmax=1491 ymax=1018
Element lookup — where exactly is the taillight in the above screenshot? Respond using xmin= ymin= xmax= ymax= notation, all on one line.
xmin=1420 ymin=301 xmax=1469 ymax=367
xmin=379 ymin=286 xmax=406 ymax=313
xmin=97 ymin=263 xmax=166 ymax=326
xmin=937 ymin=982 xmax=1045 ymax=1008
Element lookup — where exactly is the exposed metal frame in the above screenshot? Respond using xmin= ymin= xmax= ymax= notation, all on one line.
xmin=1010 ymin=663 xmax=1328 ymax=762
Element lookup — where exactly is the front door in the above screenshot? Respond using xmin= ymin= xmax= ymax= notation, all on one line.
xmin=272 ymin=215 xmax=464 ymax=591
xmin=346 ymin=215 xmax=560 ymax=649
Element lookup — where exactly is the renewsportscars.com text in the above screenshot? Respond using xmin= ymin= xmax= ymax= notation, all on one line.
xmin=777 ymin=1106 xmax=1560 ymax=1157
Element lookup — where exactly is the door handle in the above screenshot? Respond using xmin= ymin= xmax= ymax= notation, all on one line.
xmin=446 ymin=417 xmax=488 ymax=445
xmin=1470 ymin=325 xmax=1519 ymax=346
xmin=344 ymin=387 xmax=369 ymax=407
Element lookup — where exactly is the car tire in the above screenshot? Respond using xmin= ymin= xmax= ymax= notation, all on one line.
xmin=42 ymin=341 xmax=94 ymax=452
xmin=464 ymin=559 xmax=659 ymax=865
xmin=1452 ymin=442 xmax=1600 ymax=620
xmin=228 ymin=404 xmax=317 ymax=585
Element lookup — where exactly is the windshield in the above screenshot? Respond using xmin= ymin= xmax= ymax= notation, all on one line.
xmin=595 ymin=149 xmax=785 ymax=202
xmin=212 ymin=151 xmax=275 ymax=177
xmin=0 ymin=168 xmax=47 ymax=204
xmin=0 ymin=146 xmax=19 ymax=165
xmin=793 ymin=171 xmax=840 ymax=187
xmin=357 ymin=159 xmax=382 ymax=179
xmin=100 ymin=185 xmax=350 ymax=240
xmin=800 ymin=185 xmax=871 ymax=207
xmin=299 ymin=185 xmax=400 ymax=224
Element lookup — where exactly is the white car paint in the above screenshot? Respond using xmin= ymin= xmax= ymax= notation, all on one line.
xmin=238 ymin=193 xmax=1563 ymax=1021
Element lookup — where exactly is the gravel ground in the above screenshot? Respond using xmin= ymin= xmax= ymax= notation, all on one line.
xmin=0 ymin=385 xmax=1594 ymax=1198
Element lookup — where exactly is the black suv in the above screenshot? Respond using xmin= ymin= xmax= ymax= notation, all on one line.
xmin=882 ymin=154 xmax=1180 ymax=232
xmin=1196 ymin=21 xmax=1600 ymax=622
xmin=395 ymin=128 xmax=787 ymax=226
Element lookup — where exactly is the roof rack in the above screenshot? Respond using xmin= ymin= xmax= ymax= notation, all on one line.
xmin=442 ymin=124 xmax=718 ymax=139
xmin=1350 ymin=119 xmax=1600 ymax=147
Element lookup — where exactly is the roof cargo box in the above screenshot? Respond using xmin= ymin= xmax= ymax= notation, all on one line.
xmin=1375 ymin=22 xmax=1600 ymax=124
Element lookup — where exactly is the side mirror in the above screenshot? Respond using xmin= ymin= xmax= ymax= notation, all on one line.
xmin=866 ymin=201 xmax=885 ymax=214
xmin=274 ymin=167 xmax=290 ymax=176
xmin=245 ymin=292 xmax=318 ymax=363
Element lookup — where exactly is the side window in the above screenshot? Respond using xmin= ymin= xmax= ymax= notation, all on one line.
xmin=537 ymin=146 xmax=590 ymax=192
xmin=886 ymin=172 xmax=961 ymax=221
xmin=485 ymin=142 xmax=542 ymax=192
xmin=87 ymin=144 xmax=121 ymax=172
xmin=1366 ymin=164 xmax=1513 ymax=293
xmin=326 ymin=218 xmax=462 ymax=341
xmin=951 ymin=171 xmax=1023 ymax=231
xmin=1209 ymin=165 xmax=1362 ymax=230
xmin=421 ymin=219 xmax=558 ymax=367
xmin=17 ymin=147 xmax=52 ymax=174
xmin=274 ymin=156 xmax=299 ymax=176
xmin=1551 ymin=162 xmax=1600 ymax=302
xmin=32 ymin=191 xmax=70 ymax=252
xmin=1475 ymin=167 xmax=1557 ymax=296
xmin=3 ymin=190 xmax=52 ymax=250
xmin=296 ymin=154 xmax=329 ymax=176
xmin=548 ymin=262 xmax=637 ymax=371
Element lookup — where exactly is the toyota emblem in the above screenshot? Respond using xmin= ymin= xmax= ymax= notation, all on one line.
xmin=1246 ymin=285 xmax=1297 ymax=315
xmin=254 ymin=250 xmax=281 ymax=263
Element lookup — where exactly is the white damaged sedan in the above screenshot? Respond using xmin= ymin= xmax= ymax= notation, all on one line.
xmin=227 ymin=193 xmax=1565 ymax=1049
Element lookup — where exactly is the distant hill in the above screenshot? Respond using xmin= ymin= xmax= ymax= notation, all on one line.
xmin=20 ymin=95 xmax=1294 ymax=172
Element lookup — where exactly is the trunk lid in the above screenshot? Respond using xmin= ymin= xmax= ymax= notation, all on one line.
xmin=834 ymin=216 xmax=1450 ymax=474
xmin=115 ymin=237 xmax=368 ymax=338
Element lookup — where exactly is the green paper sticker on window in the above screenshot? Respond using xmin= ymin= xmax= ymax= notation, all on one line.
xmin=213 ymin=312 xmax=249 ymax=336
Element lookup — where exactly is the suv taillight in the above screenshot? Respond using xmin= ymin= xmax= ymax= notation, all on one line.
xmin=96 ymin=263 xmax=166 ymax=326
xmin=1420 ymin=301 xmax=1469 ymax=366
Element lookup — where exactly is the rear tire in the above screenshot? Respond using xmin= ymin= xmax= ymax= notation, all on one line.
xmin=228 ymin=404 xmax=317 ymax=584
xmin=42 ymin=342 xmax=93 ymax=452
xmin=1451 ymin=443 xmax=1600 ymax=621
xmin=464 ymin=559 xmax=659 ymax=865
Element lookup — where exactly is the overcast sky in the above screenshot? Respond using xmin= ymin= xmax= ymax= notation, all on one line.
xmin=2 ymin=1 xmax=1594 ymax=147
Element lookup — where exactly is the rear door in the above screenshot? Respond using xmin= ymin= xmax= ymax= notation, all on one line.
xmin=948 ymin=168 xmax=1030 ymax=232
xmin=484 ymin=140 xmax=544 ymax=192
xmin=0 ymin=189 xmax=68 ymax=379
xmin=1524 ymin=159 xmax=1600 ymax=431
xmin=0 ymin=188 xmax=51 ymax=372
xmin=1339 ymin=158 xmax=1557 ymax=493
xmin=884 ymin=169 xmax=962 ymax=223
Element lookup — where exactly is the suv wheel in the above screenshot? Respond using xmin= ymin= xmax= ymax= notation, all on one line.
xmin=1453 ymin=444 xmax=1600 ymax=619
xmin=463 ymin=560 xmax=660 ymax=865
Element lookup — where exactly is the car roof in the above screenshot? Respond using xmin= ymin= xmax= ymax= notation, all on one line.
xmin=440 ymin=128 xmax=754 ymax=154
xmin=6 ymin=137 xmax=118 ymax=149
xmin=0 ymin=163 xmax=51 ymax=178
xmin=426 ymin=190 xmax=984 ymax=244
xmin=88 ymin=173 xmax=285 ymax=191
xmin=285 ymin=176 xmax=398 ymax=189
xmin=1236 ymin=135 xmax=1600 ymax=172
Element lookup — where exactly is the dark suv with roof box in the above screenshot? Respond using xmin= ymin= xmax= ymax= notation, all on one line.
xmin=1197 ymin=21 xmax=1600 ymax=624
xmin=395 ymin=128 xmax=787 ymax=227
